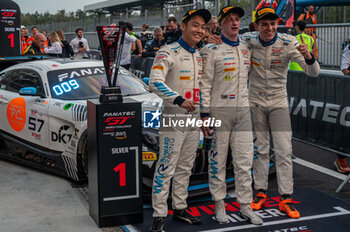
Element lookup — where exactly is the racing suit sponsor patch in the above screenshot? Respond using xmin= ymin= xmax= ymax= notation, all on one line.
xmin=221 ymin=94 xmax=236 ymax=99
xmin=183 ymin=88 xmax=200 ymax=102
xmin=179 ymin=76 xmax=190 ymax=80
xmin=152 ymin=65 xmax=164 ymax=70
xmin=224 ymin=68 xmax=236 ymax=72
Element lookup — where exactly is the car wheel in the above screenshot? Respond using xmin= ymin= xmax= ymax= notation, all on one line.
xmin=76 ymin=133 xmax=88 ymax=182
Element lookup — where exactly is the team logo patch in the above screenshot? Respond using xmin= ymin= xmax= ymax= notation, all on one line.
xmin=7 ymin=97 xmax=26 ymax=132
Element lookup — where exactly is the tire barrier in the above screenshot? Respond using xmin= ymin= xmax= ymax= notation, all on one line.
xmin=288 ymin=70 xmax=350 ymax=154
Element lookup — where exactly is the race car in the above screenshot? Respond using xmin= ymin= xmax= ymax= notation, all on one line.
xmin=0 ymin=58 xmax=275 ymax=199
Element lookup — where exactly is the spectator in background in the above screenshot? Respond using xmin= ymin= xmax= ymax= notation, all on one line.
xmin=118 ymin=21 xmax=143 ymax=70
xmin=341 ymin=42 xmax=350 ymax=75
xmin=41 ymin=29 xmax=50 ymax=46
xmin=44 ymin=32 xmax=62 ymax=55
xmin=57 ymin=30 xmax=74 ymax=58
xmin=142 ymin=27 xmax=165 ymax=58
xmin=298 ymin=5 xmax=318 ymax=59
xmin=21 ymin=25 xmax=29 ymax=54
xmin=163 ymin=16 xmax=182 ymax=44
xmin=160 ymin=25 xmax=167 ymax=33
xmin=140 ymin=23 xmax=153 ymax=47
xmin=125 ymin=22 xmax=139 ymax=54
xmin=333 ymin=40 xmax=350 ymax=173
xmin=202 ymin=26 xmax=212 ymax=45
xmin=70 ymin=28 xmax=90 ymax=58
xmin=208 ymin=16 xmax=220 ymax=35
xmin=289 ymin=21 xmax=314 ymax=71
xmin=26 ymin=26 xmax=39 ymax=46
xmin=23 ymin=33 xmax=46 ymax=55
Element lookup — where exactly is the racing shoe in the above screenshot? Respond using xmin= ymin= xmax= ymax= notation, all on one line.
xmin=214 ymin=200 xmax=229 ymax=224
xmin=250 ymin=191 xmax=267 ymax=210
xmin=279 ymin=197 xmax=300 ymax=219
xmin=173 ymin=209 xmax=202 ymax=225
xmin=240 ymin=204 xmax=263 ymax=225
xmin=334 ymin=158 xmax=350 ymax=173
xmin=149 ymin=217 xmax=164 ymax=232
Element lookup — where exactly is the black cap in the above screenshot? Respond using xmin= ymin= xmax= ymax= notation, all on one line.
xmin=182 ymin=9 xmax=212 ymax=24
xmin=255 ymin=7 xmax=279 ymax=22
xmin=218 ymin=6 xmax=244 ymax=23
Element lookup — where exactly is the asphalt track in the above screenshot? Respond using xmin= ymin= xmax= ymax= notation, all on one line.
xmin=0 ymin=140 xmax=349 ymax=232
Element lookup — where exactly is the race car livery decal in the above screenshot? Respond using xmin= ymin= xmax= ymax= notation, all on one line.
xmin=61 ymin=154 xmax=78 ymax=180
xmin=71 ymin=104 xmax=87 ymax=121
xmin=53 ymin=102 xmax=64 ymax=108
xmin=34 ymin=99 xmax=48 ymax=105
xmin=51 ymin=125 xmax=72 ymax=144
xmin=7 ymin=97 xmax=26 ymax=132
xmin=63 ymin=103 xmax=73 ymax=110
xmin=142 ymin=152 xmax=157 ymax=161
xmin=28 ymin=110 xmax=46 ymax=141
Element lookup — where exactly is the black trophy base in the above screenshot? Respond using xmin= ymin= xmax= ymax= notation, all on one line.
xmin=92 ymin=211 xmax=143 ymax=228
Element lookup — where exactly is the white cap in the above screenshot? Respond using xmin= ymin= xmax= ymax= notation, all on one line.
xmin=20 ymin=25 xmax=26 ymax=29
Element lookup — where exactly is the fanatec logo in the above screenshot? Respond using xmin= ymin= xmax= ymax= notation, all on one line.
xmin=104 ymin=111 xmax=135 ymax=126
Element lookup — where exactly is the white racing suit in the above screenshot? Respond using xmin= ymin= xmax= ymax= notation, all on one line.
xmin=241 ymin=32 xmax=320 ymax=195
xmin=200 ymin=39 xmax=254 ymax=204
xmin=149 ymin=38 xmax=202 ymax=217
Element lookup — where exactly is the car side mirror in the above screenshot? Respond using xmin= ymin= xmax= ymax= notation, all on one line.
xmin=19 ymin=87 xmax=45 ymax=98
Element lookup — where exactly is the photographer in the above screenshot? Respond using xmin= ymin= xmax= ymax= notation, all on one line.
xmin=70 ymin=28 xmax=90 ymax=58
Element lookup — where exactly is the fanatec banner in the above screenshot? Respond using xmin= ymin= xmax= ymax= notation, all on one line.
xmin=287 ymin=70 xmax=350 ymax=153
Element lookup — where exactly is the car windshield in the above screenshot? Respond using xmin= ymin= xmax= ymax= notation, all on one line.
xmin=47 ymin=66 xmax=148 ymax=100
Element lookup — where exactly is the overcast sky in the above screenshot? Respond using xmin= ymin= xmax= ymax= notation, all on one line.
xmin=14 ymin=0 xmax=103 ymax=14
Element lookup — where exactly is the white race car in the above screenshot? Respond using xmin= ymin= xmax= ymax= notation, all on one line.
xmin=0 ymin=58 xmax=163 ymax=184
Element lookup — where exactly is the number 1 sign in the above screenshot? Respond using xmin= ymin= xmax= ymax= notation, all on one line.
xmin=0 ymin=0 xmax=21 ymax=56
xmin=87 ymin=98 xmax=143 ymax=227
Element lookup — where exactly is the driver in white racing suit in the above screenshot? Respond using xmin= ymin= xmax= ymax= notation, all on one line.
xmin=148 ymin=9 xmax=211 ymax=232
xmin=200 ymin=6 xmax=263 ymax=225
xmin=241 ymin=6 xmax=320 ymax=218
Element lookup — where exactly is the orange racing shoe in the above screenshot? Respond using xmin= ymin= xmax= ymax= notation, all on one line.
xmin=250 ymin=192 xmax=267 ymax=210
xmin=279 ymin=198 xmax=300 ymax=218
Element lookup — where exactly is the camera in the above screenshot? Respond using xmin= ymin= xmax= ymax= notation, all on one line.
xmin=79 ymin=41 xmax=84 ymax=48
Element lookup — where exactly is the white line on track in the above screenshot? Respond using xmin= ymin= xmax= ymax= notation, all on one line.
xmin=199 ymin=206 xmax=350 ymax=232
xmin=292 ymin=157 xmax=349 ymax=181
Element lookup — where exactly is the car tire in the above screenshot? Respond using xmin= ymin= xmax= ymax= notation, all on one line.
xmin=76 ymin=132 xmax=88 ymax=182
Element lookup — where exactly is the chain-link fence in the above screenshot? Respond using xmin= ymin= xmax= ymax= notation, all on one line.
xmin=312 ymin=23 xmax=350 ymax=69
